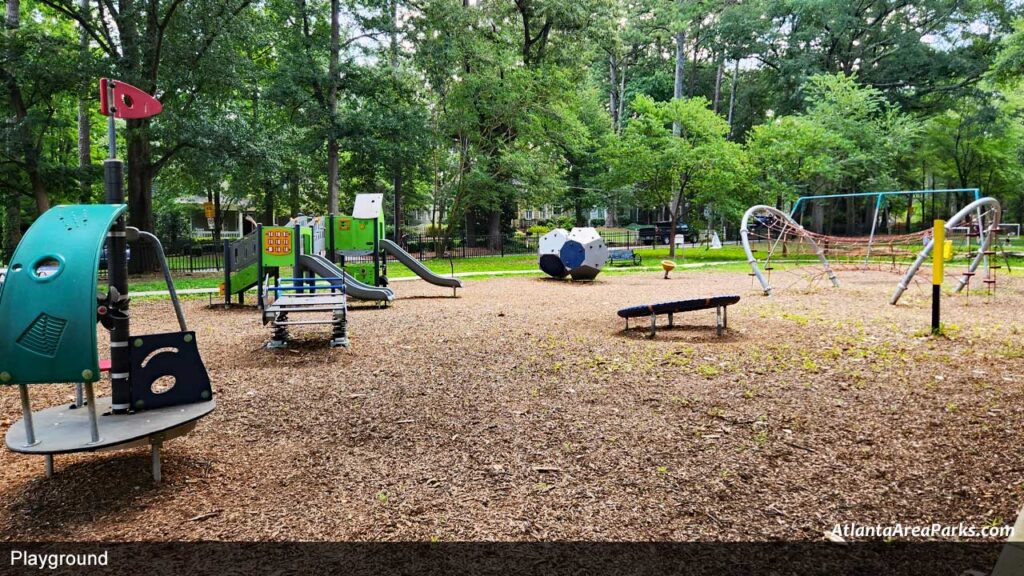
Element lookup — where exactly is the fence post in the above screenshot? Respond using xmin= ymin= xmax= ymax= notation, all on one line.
xmin=223 ymin=239 xmax=231 ymax=306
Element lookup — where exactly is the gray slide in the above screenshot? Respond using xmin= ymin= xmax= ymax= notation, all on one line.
xmin=299 ymin=254 xmax=395 ymax=302
xmin=381 ymin=239 xmax=464 ymax=289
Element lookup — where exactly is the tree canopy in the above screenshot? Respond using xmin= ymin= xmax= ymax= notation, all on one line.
xmin=2 ymin=0 xmax=1024 ymax=260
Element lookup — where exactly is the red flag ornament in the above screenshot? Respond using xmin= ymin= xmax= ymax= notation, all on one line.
xmin=99 ymin=78 xmax=163 ymax=119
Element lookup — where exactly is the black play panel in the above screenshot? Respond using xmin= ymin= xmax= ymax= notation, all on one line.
xmin=129 ymin=331 xmax=214 ymax=411
xmin=617 ymin=295 xmax=741 ymax=319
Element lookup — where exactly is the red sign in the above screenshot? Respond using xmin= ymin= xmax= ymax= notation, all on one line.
xmin=99 ymin=78 xmax=163 ymax=119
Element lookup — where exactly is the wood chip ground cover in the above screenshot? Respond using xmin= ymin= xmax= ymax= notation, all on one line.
xmin=1 ymin=270 xmax=1022 ymax=541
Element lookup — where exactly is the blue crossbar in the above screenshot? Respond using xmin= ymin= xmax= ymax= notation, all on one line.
xmin=277 ymin=277 xmax=345 ymax=282
xmin=268 ymin=285 xmax=345 ymax=292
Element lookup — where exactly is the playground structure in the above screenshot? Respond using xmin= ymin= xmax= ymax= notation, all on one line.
xmin=222 ymin=194 xmax=462 ymax=309
xmin=0 ymin=80 xmax=213 ymax=481
xmin=538 ymin=227 xmax=610 ymax=280
xmin=259 ymin=217 xmax=350 ymax=349
xmin=740 ymin=189 xmax=1006 ymax=303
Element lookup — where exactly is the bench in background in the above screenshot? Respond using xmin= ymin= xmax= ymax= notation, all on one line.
xmin=608 ymin=249 xmax=642 ymax=266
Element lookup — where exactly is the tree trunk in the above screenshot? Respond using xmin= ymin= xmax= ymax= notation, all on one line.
xmin=687 ymin=33 xmax=699 ymax=97
xmin=672 ymin=29 xmax=686 ymax=136
xmin=712 ymin=57 xmax=724 ymax=113
xmin=609 ymin=53 xmax=619 ymax=131
xmin=289 ymin=169 xmax=300 ymax=219
xmin=76 ymin=0 xmax=91 ymax=201
xmin=3 ymin=190 xmax=20 ymax=261
xmin=439 ymin=134 xmax=469 ymax=253
xmin=393 ymin=168 xmax=403 ymax=241
xmin=669 ymin=175 xmax=688 ymax=259
xmin=4 ymin=0 xmax=49 ymax=216
xmin=390 ymin=0 xmax=402 ymax=242
xmin=26 ymin=168 xmax=48 ymax=216
xmin=617 ymin=59 xmax=626 ymax=134
xmin=726 ymin=59 xmax=739 ymax=138
xmin=487 ymin=209 xmax=501 ymax=251
xmin=572 ymin=169 xmax=586 ymax=226
xmin=126 ymin=123 xmax=155 ymax=232
xmin=326 ymin=0 xmax=341 ymax=215
xmin=844 ymin=197 xmax=855 ymax=234
xmin=213 ymin=187 xmax=222 ymax=242
xmin=3 ymin=0 xmax=22 ymax=259
xmin=262 ymin=181 xmax=275 ymax=225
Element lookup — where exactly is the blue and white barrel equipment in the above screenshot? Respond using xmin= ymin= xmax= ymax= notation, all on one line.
xmin=537 ymin=227 xmax=609 ymax=281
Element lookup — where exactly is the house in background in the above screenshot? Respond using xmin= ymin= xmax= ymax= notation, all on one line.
xmin=514 ymin=205 xmax=612 ymax=229
xmin=514 ymin=205 xmax=559 ymax=228
xmin=176 ymin=196 xmax=259 ymax=240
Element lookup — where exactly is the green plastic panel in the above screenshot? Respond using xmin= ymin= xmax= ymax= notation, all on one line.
xmin=228 ymin=261 xmax=258 ymax=294
xmin=334 ymin=215 xmax=382 ymax=253
xmin=347 ymin=262 xmax=375 ymax=285
xmin=0 ymin=204 xmax=127 ymax=385
xmin=301 ymin=227 xmax=312 ymax=255
xmin=261 ymin=226 xmax=296 ymax=268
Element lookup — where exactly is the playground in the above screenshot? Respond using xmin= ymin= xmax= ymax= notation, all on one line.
xmin=2 ymin=269 xmax=1022 ymax=540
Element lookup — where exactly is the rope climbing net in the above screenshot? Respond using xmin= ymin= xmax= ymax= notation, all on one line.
xmin=739 ymin=194 xmax=1006 ymax=304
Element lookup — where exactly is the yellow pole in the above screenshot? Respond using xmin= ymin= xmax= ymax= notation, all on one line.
xmin=932 ymin=220 xmax=945 ymax=284
xmin=932 ymin=219 xmax=945 ymax=333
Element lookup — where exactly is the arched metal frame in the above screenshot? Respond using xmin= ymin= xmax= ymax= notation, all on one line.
xmin=740 ymin=205 xmax=839 ymax=296
xmin=890 ymin=197 xmax=1001 ymax=305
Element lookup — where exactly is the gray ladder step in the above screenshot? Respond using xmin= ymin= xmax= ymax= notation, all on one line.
xmin=267 ymin=306 xmax=345 ymax=313
xmin=272 ymin=319 xmax=343 ymax=326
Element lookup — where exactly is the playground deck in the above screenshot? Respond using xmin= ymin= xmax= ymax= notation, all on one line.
xmin=1 ymin=270 xmax=1023 ymax=541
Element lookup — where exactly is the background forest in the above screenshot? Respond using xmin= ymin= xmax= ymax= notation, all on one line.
xmin=3 ymin=0 xmax=1024 ymax=261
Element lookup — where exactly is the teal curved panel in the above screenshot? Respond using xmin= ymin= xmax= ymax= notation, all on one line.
xmin=0 ymin=204 xmax=127 ymax=385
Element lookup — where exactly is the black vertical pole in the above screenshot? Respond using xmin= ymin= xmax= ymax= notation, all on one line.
xmin=256 ymin=224 xmax=265 ymax=309
xmin=105 ymin=158 xmax=130 ymax=414
xmin=104 ymin=78 xmax=131 ymax=414
xmin=931 ymin=219 xmax=945 ymax=335
xmin=223 ymin=239 xmax=231 ymax=307
xmin=328 ymin=214 xmax=336 ymax=264
xmin=372 ymin=217 xmax=380 ymax=287
xmin=293 ymin=222 xmax=303 ymax=293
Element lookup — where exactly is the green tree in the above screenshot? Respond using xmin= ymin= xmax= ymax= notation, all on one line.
xmin=39 ymin=0 xmax=257 ymax=232
xmin=745 ymin=115 xmax=843 ymax=205
xmin=607 ymin=94 xmax=749 ymax=257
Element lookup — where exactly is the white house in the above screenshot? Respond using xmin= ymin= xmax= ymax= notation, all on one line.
xmin=175 ymin=196 xmax=259 ymax=240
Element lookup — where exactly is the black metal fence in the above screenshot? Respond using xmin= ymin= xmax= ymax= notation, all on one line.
xmin=400 ymin=231 xmax=649 ymax=260
xmin=94 ymin=240 xmax=226 ymax=278
xmin=41 ymin=229 xmax=733 ymax=277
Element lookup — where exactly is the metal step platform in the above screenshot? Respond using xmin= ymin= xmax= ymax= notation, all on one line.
xmin=263 ymin=289 xmax=348 ymax=349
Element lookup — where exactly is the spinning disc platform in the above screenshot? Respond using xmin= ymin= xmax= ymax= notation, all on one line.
xmin=6 ymin=396 xmax=215 ymax=455
xmin=617 ymin=295 xmax=741 ymax=318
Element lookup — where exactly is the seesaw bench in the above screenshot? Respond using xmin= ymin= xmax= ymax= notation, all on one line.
xmin=617 ymin=295 xmax=741 ymax=338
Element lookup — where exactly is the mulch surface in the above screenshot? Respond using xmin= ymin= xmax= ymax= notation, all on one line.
xmin=1 ymin=269 xmax=1023 ymax=541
